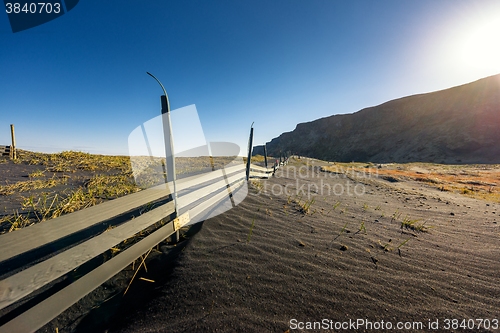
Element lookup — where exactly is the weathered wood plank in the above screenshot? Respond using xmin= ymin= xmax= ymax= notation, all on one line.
xmin=249 ymin=164 xmax=273 ymax=173
xmin=0 ymin=215 xmax=180 ymax=333
xmin=249 ymin=171 xmax=272 ymax=179
xmin=0 ymin=161 xmax=247 ymax=330
xmin=0 ymin=163 xmax=245 ymax=264
xmin=0 ymin=146 xmax=10 ymax=156
xmin=189 ymin=178 xmax=246 ymax=221
xmin=0 ymin=184 xmax=169 ymax=264
xmin=0 ymin=202 xmax=176 ymax=311
xmin=176 ymin=163 xmax=245 ymax=189
xmin=177 ymin=171 xmax=245 ymax=209
xmin=249 ymin=163 xmax=274 ymax=179
xmin=0 ymin=165 xmax=245 ymax=309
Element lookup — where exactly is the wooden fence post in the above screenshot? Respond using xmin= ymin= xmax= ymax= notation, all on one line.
xmin=246 ymin=122 xmax=254 ymax=181
xmin=160 ymin=94 xmax=179 ymax=243
xmin=263 ymin=143 xmax=268 ymax=169
xmin=147 ymin=72 xmax=179 ymax=243
xmin=10 ymin=124 xmax=16 ymax=160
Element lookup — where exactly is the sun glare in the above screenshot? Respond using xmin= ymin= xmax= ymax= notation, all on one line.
xmin=456 ymin=15 xmax=500 ymax=75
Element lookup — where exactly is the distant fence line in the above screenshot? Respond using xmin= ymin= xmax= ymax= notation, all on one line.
xmin=0 ymin=120 xmax=288 ymax=330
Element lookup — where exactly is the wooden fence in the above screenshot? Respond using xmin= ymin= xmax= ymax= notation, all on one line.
xmin=2 ymin=124 xmax=17 ymax=159
xmin=0 ymin=127 xmax=287 ymax=332
xmin=0 ymin=146 xmax=10 ymax=157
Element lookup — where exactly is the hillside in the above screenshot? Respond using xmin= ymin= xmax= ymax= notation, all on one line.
xmin=256 ymin=74 xmax=500 ymax=163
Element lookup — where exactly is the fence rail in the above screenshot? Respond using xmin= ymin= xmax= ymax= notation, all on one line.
xmin=0 ymin=164 xmax=247 ymax=331
xmin=0 ymin=146 xmax=10 ymax=157
xmin=0 ymin=156 xmax=282 ymax=332
xmin=0 ymin=107 xmax=287 ymax=332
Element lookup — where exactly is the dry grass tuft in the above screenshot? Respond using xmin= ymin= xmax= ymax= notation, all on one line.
xmin=0 ymin=176 xmax=68 ymax=195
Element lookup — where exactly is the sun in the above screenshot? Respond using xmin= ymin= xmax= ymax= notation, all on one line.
xmin=456 ymin=16 xmax=500 ymax=75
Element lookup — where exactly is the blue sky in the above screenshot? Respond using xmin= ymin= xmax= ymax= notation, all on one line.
xmin=1 ymin=0 xmax=500 ymax=156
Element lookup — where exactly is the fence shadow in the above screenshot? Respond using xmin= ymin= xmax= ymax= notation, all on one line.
xmin=74 ymin=221 xmax=205 ymax=333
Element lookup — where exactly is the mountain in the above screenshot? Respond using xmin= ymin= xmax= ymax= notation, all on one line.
xmin=255 ymin=74 xmax=500 ymax=164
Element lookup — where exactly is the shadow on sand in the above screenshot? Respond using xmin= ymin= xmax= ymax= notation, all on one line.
xmin=74 ymin=221 xmax=205 ymax=333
